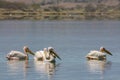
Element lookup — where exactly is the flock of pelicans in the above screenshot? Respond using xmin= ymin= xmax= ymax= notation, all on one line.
xmin=6 ymin=46 xmax=112 ymax=62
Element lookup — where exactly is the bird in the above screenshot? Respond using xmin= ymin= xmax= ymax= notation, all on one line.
xmin=30 ymin=47 xmax=61 ymax=62
xmin=6 ymin=46 xmax=34 ymax=60
xmin=86 ymin=47 xmax=112 ymax=60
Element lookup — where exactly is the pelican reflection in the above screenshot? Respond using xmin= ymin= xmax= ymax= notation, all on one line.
xmin=86 ymin=60 xmax=112 ymax=73
xmin=34 ymin=61 xmax=56 ymax=75
xmin=7 ymin=60 xmax=29 ymax=76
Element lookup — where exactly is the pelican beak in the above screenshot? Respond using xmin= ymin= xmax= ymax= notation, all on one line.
xmin=6 ymin=54 xmax=10 ymax=59
xmin=50 ymin=50 xmax=61 ymax=60
xmin=28 ymin=49 xmax=35 ymax=56
xmin=24 ymin=47 xmax=34 ymax=56
xmin=104 ymin=49 xmax=112 ymax=56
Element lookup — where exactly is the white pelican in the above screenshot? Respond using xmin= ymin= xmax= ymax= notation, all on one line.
xmin=31 ymin=47 xmax=61 ymax=62
xmin=6 ymin=46 xmax=34 ymax=60
xmin=86 ymin=47 xmax=112 ymax=60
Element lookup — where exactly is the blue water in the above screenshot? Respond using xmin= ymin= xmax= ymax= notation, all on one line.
xmin=0 ymin=20 xmax=120 ymax=80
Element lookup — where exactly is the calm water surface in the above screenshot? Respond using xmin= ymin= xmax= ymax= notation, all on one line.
xmin=0 ymin=20 xmax=120 ymax=80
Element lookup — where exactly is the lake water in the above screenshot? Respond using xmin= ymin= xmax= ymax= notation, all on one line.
xmin=0 ymin=20 xmax=120 ymax=80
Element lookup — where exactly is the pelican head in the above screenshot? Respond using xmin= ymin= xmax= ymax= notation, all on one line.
xmin=48 ymin=47 xmax=54 ymax=51
xmin=100 ymin=47 xmax=112 ymax=56
xmin=23 ymin=46 xmax=34 ymax=55
xmin=48 ymin=47 xmax=61 ymax=60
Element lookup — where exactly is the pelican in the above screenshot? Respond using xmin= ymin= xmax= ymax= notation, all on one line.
xmin=6 ymin=46 xmax=34 ymax=60
xmin=86 ymin=47 xmax=112 ymax=60
xmin=31 ymin=47 xmax=61 ymax=62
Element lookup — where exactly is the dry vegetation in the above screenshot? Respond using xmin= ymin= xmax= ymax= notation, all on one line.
xmin=0 ymin=0 xmax=120 ymax=20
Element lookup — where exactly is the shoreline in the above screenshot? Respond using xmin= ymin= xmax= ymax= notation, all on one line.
xmin=0 ymin=9 xmax=120 ymax=20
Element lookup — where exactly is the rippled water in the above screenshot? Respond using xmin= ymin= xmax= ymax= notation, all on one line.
xmin=0 ymin=20 xmax=120 ymax=80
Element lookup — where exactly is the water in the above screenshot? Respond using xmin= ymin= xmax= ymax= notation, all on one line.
xmin=0 ymin=20 xmax=120 ymax=80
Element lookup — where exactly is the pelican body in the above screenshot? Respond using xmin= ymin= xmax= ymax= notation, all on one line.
xmin=86 ymin=47 xmax=112 ymax=60
xmin=6 ymin=46 xmax=34 ymax=60
xmin=32 ymin=47 xmax=61 ymax=62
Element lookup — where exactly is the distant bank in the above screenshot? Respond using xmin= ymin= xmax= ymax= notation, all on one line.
xmin=0 ymin=0 xmax=120 ymax=20
xmin=0 ymin=8 xmax=120 ymax=20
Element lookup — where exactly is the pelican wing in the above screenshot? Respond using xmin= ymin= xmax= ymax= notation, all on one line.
xmin=35 ymin=51 xmax=43 ymax=58
xmin=88 ymin=51 xmax=106 ymax=57
xmin=9 ymin=51 xmax=26 ymax=57
xmin=6 ymin=51 xmax=26 ymax=60
xmin=34 ymin=51 xmax=44 ymax=61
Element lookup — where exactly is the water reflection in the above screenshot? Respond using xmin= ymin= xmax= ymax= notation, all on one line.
xmin=7 ymin=60 xmax=25 ymax=70
xmin=6 ymin=60 xmax=59 ymax=79
xmin=34 ymin=61 xmax=56 ymax=75
xmin=86 ymin=60 xmax=112 ymax=74
xmin=7 ymin=60 xmax=28 ymax=76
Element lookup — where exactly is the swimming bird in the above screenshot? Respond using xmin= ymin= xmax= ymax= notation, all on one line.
xmin=31 ymin=47 xmax=61 ymax=62
xmin=86 ymin=47 xmax=112 ymax=60
xmin=6 ymin=46 xmax=34 ymax=60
